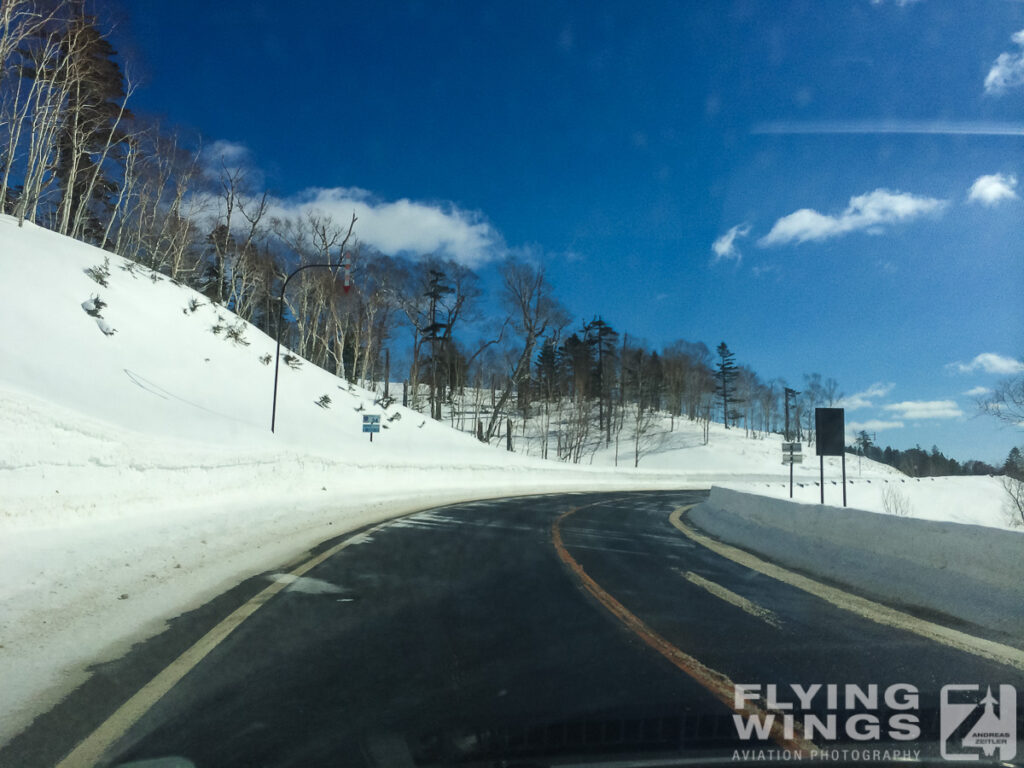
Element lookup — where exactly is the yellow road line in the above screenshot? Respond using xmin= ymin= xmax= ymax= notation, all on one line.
xmin=678 ymin=569 xmax=782 ymax=629
xmin=552 ymin=505 xmax=817 ymax=756
xmin=55 ymin=520 xmax=393 ymax=768
xmin=670 ymin=505 xmax=1024 ymax=672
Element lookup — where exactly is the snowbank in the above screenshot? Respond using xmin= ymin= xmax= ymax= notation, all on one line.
xmin=690 ymin=487 xmax=1024 ymax=643
xmin=718 ymin=472 xmax=1019 ymax=531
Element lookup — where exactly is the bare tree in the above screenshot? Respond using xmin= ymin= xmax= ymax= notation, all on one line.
xmin=801 ymin=372 xmax=825 ymax=444
xmin=978 ymin=362 xmax=1024 ymax=526
xmin=66 ymin=64 xmax=136 ymax=241
xmin=46 ymin=6 xmax=136 ymax=242
xmin=0 ymin=0 xmax=63 ymax=212
xmin=271 ymin=210 xmax=357 ymax=373
xmin=1003 ymin=475 xmax=1024 ymax=527
xmin=823 ymin=377 xmax=843 ymax=407
xmin=13 ymin=15 xmax=80 ymax=226
xmin=0 ymin=0 xmax=50 ymax=72
xmin=112 ymin=128 xmax=206 ymax=280
xmin=485 ymin=258 xmax=568 ymax=441
xmin=627 ymin=345 xmax=665 ymax=467
xmin=979 ymin=363 xmax=1024 ymax=427
xmin=205 ymin=164 xmax=246 ymax=303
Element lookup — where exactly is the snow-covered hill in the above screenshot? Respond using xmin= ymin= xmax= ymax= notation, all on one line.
xmin=0 ymin=216 xmax=695 ymax=743
xmin=0 ymin=215 xmax=1015 ymax=745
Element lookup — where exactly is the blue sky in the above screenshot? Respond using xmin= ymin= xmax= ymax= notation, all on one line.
xmin=109 ymin=0 xmax=1023 ymax=464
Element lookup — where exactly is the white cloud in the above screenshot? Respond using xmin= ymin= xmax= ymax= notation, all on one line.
xmin=196 ymin=140 xmax=273 ymax=194
xmin=984 ymin=29 xmax=1024 ymax=95
xmin=758 ymin=189 xmax=946 ymax=246
xmin=751 ymin=263 xmax=780 ymax=278
xmin=838 ymin=382 xmax=895 ymax=410
xmin=881 ymin=400 xmax=964 ymax=419
xmin=963 ymin=386 xmax=992 ymax=397
xmin=711 ymin=222 xmax=752 ymax=262
xmin=194 ymin=141 xmax=502 ymax=266
xmin=848 ymin=419 xmax=905 ymax=433
xmin=967 ymin=173 xmax=1019 ymax=206
xmin=949 ymin=353 xmax=1024 ymax=375
xmin=869 ymin=0 xmax=923 ymax=6
xmin=203 ymin=139 xmax=250 ymax=165
xmin=269 ymin=187 xmax=501 ymax=267
xmin=200 ymin=139 xmax=253 ymax=179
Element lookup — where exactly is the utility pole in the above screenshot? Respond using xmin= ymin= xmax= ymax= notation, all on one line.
xmin=784 ymin=387 xmax=800 ymax=441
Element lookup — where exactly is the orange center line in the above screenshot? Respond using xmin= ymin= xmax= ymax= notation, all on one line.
xmin=551 ymin=504 xmax=817 ymax=756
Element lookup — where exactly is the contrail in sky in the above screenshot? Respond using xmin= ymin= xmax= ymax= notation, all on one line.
xmin=751 ymin=120 xmax=1024 ymax=136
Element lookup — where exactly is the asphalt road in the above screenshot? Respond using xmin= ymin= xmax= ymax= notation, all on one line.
xmin=11 ymin=490 xmax=1024 ymax=767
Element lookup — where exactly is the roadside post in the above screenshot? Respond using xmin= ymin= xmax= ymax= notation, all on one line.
xmin=782 ymin=442 xmax=802 ymax=498
xmin=363 ymin=414 xmax=381 ymax=442
xmin=814 ymin=407 xmax=846 ymax=506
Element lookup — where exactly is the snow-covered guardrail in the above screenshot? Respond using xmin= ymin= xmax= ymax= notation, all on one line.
xmin=689 ymin=487 xmax=1024 ymax=642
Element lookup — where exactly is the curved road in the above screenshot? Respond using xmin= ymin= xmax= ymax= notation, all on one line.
xmin=9 ymin=490 xmax=1024 ymax=767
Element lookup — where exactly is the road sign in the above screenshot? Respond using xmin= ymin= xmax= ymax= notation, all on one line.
xmin=815 ymin=408 xmax=845 ymax=457
xmin=362 ymin=414 xmax=380 ymax=432
xmin=782 ymin=442 xmax=802 ymax=498
xmin=814 ymin=407 xmax=847 ymax=506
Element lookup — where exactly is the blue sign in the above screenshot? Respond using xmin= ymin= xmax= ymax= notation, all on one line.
xmin=362 ymin=414 xmax=381 ymax=433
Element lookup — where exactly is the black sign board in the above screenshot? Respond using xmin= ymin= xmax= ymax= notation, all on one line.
xmin=815 ymin=408 xmax=845 ymax=456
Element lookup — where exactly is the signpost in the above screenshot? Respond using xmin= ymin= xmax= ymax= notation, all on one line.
xmin=815 ymin=408 xmax=846 ymax=506
xmin=782 ymin=442 xmax=802 ymax=498
xmin=362 ymin=414 xmax=380 ymax=442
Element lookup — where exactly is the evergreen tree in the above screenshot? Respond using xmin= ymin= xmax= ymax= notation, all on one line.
xmin=558 ymin=332 xmax=593 ymax=401
xmin=715 ymin=342 xmax=738 ymax=429
xmin=645 ymin=351 xmax=664 ymax=412
xmin=1004 ymin=447 xmax=1024 ymax=481
xmin=422 ymin=269 xmax=453 ymax=420
xmin=856 ymin=430 xmax=873 ymax=455
xmin=583 ymin=317 xmax=619 ymax=445
xmin=535 ymin=338 xmax=559 ymax=402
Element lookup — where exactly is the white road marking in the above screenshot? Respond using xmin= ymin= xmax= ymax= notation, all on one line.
xmin=670 ymin=506 xmax=1024 ymax=672
xmin=53 ymin=518 xmax=396 ymax=768
xmin=678 ymin=569 xmax=782 ymax=628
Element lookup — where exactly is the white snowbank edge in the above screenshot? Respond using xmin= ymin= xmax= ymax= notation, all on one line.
xmin=689 ymin=487 xmax=1024 ymax=644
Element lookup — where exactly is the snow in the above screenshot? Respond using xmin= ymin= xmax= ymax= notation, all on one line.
xmin=0 ymin=213 xmax=1017 ymax=745
xmin=719 ymin=473 xmax=1016 ymax=530
xmin=691 ymin=487 xmax=1024 ymax=642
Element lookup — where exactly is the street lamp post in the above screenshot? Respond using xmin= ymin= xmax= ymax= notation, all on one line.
xmin=271 ymin=261 xmax=344 ymax=433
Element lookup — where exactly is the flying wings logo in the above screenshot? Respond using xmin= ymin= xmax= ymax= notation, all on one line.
xmin=940 ymin=684 xmax=1016 ymax=761
xmin=731 ymin=683 xmax=1019 ymax=762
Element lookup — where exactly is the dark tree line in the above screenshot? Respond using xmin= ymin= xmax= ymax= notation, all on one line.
xmin=850 ymin=432 xmax=1008 ymax=478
